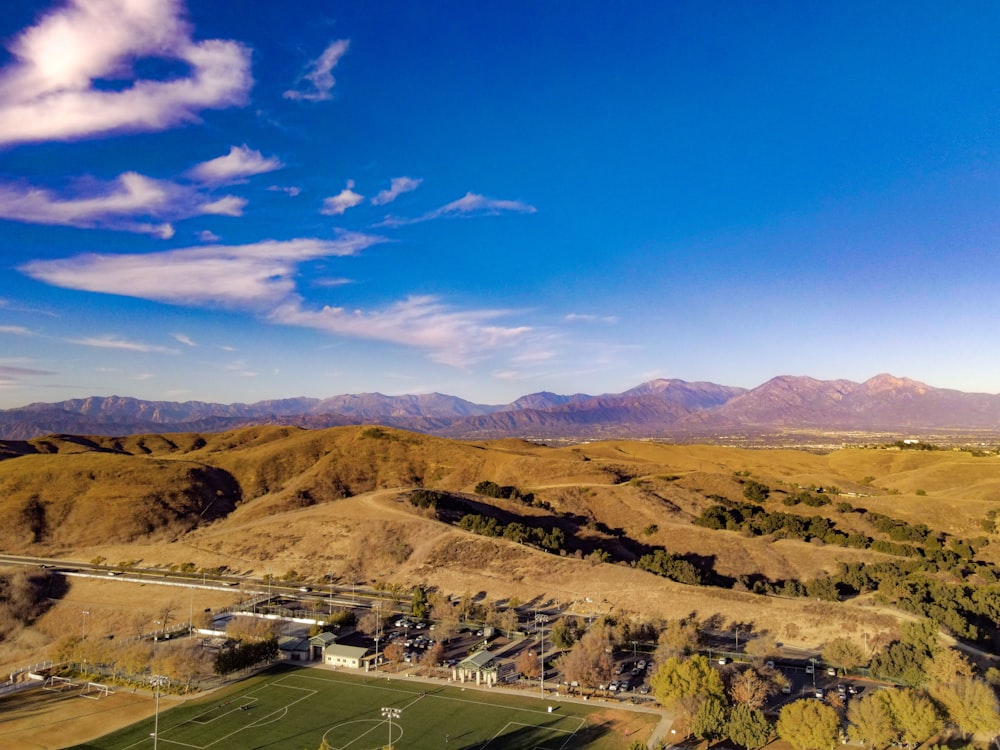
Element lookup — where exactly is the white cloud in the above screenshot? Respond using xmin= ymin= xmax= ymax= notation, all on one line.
xmin=376 ymin=192 xmax=536 ymax=227
xmin=433 ymin=192 xmax=537 ymax=218
xmin=197 ymin=230 xmax=220 ymax=242
xmin=321 ymin=180 xmax=364 ymax=216
xmin=0 ymin=170 xmax=249 ymax=236
xmin=67 ymin=335 xmax=177 ymax=354
xmin=271 ymin=295 xmax=531 ymax=367
xmin=172 ymin=333 xmax=197 ymax=347
xmin=284 ymin=39 xmax=349 ymax=102
xmin=371 ymin=177 xmax=422 ymax=206
xmin=0 ymin=172 xmax=176 ymax=237
xmin=268 ymin=185 xmax=302 ymax=197
xmin=0 ymin=0 xmax=252 ymax=145
xmin=21 ymin=233 xmax=535 ymax=367
xmin=198 ymin=195 xmax=247 ymax=216
xmin=189 ymin=145 xmax=283 ymax=184
xmin=565 ymin=313 xmax=619 ymax=323
xmin=21 ymin=235 xmax=382 ymax=309
xmin=0 ymin=325 xmax=35 ymax=336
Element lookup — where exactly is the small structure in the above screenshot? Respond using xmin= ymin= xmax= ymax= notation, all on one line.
xmin=324 ymin=644 xmax=369 ymax=669
xmin=278 ymin=636 xmax=310 ymax=662
xmin=454 ymin=650 xmax=498 ymax=686
xmin=309 ymin=632 xmax=339 ymax=660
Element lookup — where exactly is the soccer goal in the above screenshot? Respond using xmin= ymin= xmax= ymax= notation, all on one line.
xmin=80 ymin=682 xmax=113 ymax=700
xmin=42 ymin=676 xmax=77 ymax=692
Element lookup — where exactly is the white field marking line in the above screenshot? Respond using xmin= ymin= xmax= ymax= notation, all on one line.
xmin=324 ymin=718 xmax=403 ymax=750
xmin=155 ymin=684 xmax=316 ymax=749
xmin=477 ymin=719 xmax=585 ymax=750
xmin=191 ymin=697 xmax=259 ymax=724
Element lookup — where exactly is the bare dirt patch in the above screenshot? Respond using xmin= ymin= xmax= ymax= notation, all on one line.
xmin=0 ymin=684 xmax=168 ymax=750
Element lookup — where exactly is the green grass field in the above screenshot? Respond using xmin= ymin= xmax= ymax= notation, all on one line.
xmin=69 ymin=666 xmax=659 ymax=750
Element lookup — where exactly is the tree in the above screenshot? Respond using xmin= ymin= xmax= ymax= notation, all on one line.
xmin=776 ymin=699 xmax=839 ymax=750
xmin=847 ymin=693 xmax=896 ymax=749
xmin=743 ymin=481 xmax=770 ymax=504
xmin=884 ymin=688 xmax=940 ymax=747
xmin=654 ymin=618 xmax=701 ymax=661
xmin=693 ymin=696 xmax=729 ymax=740
xmin=559 ymin=624 xmax=614 ymax=688
xmin=728 ymin=667 xmax=774 ymax=710
xmin=411 ymin=586 xmax=428 ymax=619
xmin=383 ymin=642 xmax=404 ymax=665
xmin=549 ymin=616 xmax=583 ymax=649
xmin=728 ymin=704 xmax=772 ymax=750
xmin=421 ymin=642 xmax=445 ymax=670
xmin=743 ymin=632 xmax=779 ymax=664
xmin=516 ymin=649 xmax=541 ymax=679
xmin=822 ymin=637 xmax=866 ymax=673
xmin=931 ymin=675 xmax=1000 ymax=738
xmin=651 ymin=655 xmax=726 ymax=710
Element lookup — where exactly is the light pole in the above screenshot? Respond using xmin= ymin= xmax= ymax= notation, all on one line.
xmin=535 ymin=613 xmax=547 ymax=696
xmin=380 ymin=706 xmax=400 ymax=749
xmin=735 ymin=627 xmax=741 ymax=652
xmin=328 ymin=572 xmax=333 ymax=617
xmin=150 ymin=674 xmax=168 ymax=749
xmin=374 ymin=600 xmax=383 ymax=677
xmin=81 ymin=610 xmax=90 ymax=640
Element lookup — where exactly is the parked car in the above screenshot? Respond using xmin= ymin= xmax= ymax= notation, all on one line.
xmin=805 ymin=664 xmax=814 ymax=674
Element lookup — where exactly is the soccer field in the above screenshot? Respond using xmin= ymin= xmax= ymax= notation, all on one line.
xmin=69 ymin=666 xmax=658 ymax=750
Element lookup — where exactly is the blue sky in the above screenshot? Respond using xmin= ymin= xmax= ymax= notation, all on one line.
xmin=1 ymin=0 xmax=999 ymax=408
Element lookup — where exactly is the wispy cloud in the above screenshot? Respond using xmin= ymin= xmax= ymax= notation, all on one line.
xmin=284 ymin=39 xmax=349 ymax=102
xmin=172 ymin=333 xmax=197 ymax=347
xmin=376 ymin=192 xmax=536 ymax=227
xmin=0 ymin=298 xmax=58 ymax=317
xmin=0 ymin=0 xmax=251 ymax=145
xmin=371 ymin=177 xmax=422 ymax=206
xmin=21 ymin=235 xmax=383 ymax=309
xmin=321 ymin=180 xmax=364 ymax=216
xmin=565 ymin=313 xmax=619 ymax=323
xmin=67 ymin=335 xmax=178 ymax=354
xmin=0 ymin=363 xmax=56 ymax=387
xmin=197 ymin=230 xmax=221 ymax=242
xmin=0 ymin=171 xmax=248 ymax=237
xmin=21 ymin=234 xmax=535 ymax=367
xmin=271 ymin=295 xmax=531 ymax=367
xmin=198 ymin=195 xmax=247 ymax=216
xmin=189 ymin=145 xmax=284 ymax=184
xmin=0 ymin=325 xmax=35 ymax=336
xmin=0 ymin=173 xmax=176 ymax=238
xmin=268 ymin=185 xmax=302 ymax=197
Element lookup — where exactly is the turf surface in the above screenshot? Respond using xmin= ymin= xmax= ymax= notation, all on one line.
xmin=69 ymin=666 xmax=656 ymax=749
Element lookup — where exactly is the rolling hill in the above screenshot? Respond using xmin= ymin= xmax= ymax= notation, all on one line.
xmin=3 ymin=425 xmax=1000 ymax=660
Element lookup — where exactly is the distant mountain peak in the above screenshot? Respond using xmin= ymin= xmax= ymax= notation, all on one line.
xmin=2 ymin=374 xmax=1000 ymax=441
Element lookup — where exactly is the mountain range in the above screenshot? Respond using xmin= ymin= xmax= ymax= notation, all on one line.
xmin=3 ymin=374 xmax=1000 ymax=442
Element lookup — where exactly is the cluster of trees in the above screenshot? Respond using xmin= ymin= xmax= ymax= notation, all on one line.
xmin=635 ymin=548 xmax=704 ymax=585
xmin=693 ymin=498 xmax=851 ymax=545
xmin=457 ymin=513 xmax=566 ymax=552
xmin=650 ymin=655 xmax=773 ymax=748
xmin=212 ymin=636 xmax=278 ymax=676
xmin=780 ymin=491 xmax=831 ymax=508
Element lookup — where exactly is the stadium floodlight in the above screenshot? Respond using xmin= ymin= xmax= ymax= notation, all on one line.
xmin=380 ymin=706 xmax=401 ymax=748
xmin=150 ymin=674 xmax=169 ymax=750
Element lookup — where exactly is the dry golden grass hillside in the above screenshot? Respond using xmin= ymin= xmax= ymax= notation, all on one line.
xmin=2 ymin=427 xmax=1000 ymax=657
